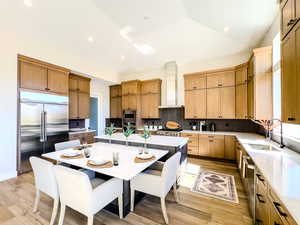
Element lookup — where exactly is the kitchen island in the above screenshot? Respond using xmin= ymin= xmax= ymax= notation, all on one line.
xmin=95 ymin=133 xmax=188 ymax=164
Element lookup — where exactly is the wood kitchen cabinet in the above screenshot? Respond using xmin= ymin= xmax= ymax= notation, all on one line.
xmin=224 ymin=136 xmax=236 ymax=160
xmin=121 ymin=80 xmax=141 ymax=111
xmin=281 ymin=0 xmax=300 ymax=40
xmin=69 ymin=74 xmax=91 ymax=119
xmin=247 ymin=47 xmax=273 ymax=120
xmin=69 ymin=131 xmax=96 ymax=144
xmin=181 ymin=133 xmax=199 ymax=155
xmin=110 ymin=85 xmax=122 ymax=118
xmin=208 ymin=135 xmax=225 ymax=158
xmin=184 ymin=74 xmax=206 ymax=90
xmin=235 ymin=64 xmax=248 ymax=119
xmin=18 ymin=55 xmax=70 ymax=95
xmin=122 ymin=80 xmax=140 ymax=95
xmin=140 ymin=79 xmax=161 ymax=118
xmin=207 ymin=70 xmax=235 ymax=88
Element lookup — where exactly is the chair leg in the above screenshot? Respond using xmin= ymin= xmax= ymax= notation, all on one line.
xmin=160 ymin=197 xmax=169 ymax=224
xmin=87 ymin=215 xmax=94 ymax=225
xmin=173 ymin=183 xmax=179 ymax=203
xmin=58 ymin=204 xmax=66 ymax=225
xmin=118 ymin=195 xmax=123 ymax=219
xmin=49 ymin=198 xmax=59 ymax=225
xmin=130 ymin=189 xmax=135 ymax=212
xmin=33 ymin=189 xmax=40 ymax=212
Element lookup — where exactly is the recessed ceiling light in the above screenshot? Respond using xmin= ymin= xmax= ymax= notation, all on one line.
xmin=224 ymin=26 xmax=230 ymax=32
xmin=24 ymin=0 xmax=32 ymax=7
xmin=133 ymin=43 xmax=155 ymax=55
xmin=121 ymin=55 xmax=125 ymax=61
xmin=88 ymin=36 xmax=94 ymax=43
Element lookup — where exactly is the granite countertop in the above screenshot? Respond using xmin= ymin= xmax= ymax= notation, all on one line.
xmin=95 ymin=133 xmax=188 ymax=147
xmin=69 ymin=129 xmax=96 ymax=135
xmin=181 ymin=130 xmax=300 ymax=224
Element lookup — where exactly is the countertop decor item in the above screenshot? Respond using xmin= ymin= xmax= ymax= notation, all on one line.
xmin=123 ymin=123 xmax=135 ymax=146
xmin=140 ymin=128 xmax=151 ymax=148
xmin=105 ymin=123 xmax=117 ymax=143
xmin=166 ymin=121 xmax=181 ymax=130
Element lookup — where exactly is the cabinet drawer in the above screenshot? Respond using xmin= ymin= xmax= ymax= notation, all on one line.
xmin=255 ymin=185 xmax=269 ymax=225
xmin=256 ymin=170 xmax=268 ymax=194
xmin=269 ymin=188 xmax=297 ymax=225
xmin=181 ymin=133 xmax=198 ymax=138
xmin=187 ymin=145 xmax=199 ymax=155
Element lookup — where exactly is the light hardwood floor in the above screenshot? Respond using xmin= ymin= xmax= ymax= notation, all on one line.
xmin=0 ymin=158 xmax=252 ymax=225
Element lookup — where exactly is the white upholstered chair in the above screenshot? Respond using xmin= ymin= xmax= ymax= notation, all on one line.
xmin=130 ymin=152 xmax=181 ymax=224
xmin=29 ymin=157 xmax=59 ymax=225
xmin=55 ymin=140 xmax=95 ymax=179
xmin=54 ymin=165 xmax=123 ymax=225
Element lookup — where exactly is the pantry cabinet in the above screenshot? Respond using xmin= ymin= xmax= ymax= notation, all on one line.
xmin=140 ymin=79 xmax=161 ymax=118
xmin=18 ymin=55 xmax=70 ymax=96
xmin=69 ymin=74 xmax=91 ymax=119
xmin=110 ymin=85 xmax=122 ymax=118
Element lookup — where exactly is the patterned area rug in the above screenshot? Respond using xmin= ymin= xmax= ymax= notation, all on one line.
xmin=191 ymin=170 xmax=239 ymax=203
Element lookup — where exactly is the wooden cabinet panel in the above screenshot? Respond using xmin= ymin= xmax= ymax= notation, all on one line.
xmin=220 ymin=71 xmax=235 ymax=87
xmin=20 ymin=61 xmax=47 ymax=91
xmin=78 ymin=78 xmax=90 ymax=94
xmin=69 ymin=91 xmax=78 ymax=119
xmin=185 ymin=89 xmax=206 ymax=119
xmin=220 ymin=86 xmax=235 ymax=119
xmin=208 ymin=135 xmax=225 ymax=158
xmin=110 ymin=97 xmax=122 ymax=118
xmin=247 ymin=78 xmax=254 ymax=119
xmin=110 ymin=85 xmax=121 ymax=97
xmin=281 ymin=0 xmax=295 ymax=39
xmin=122 ymin=95 xmax=129 ymax=110
xmin=184 ymin=91 xmax=195 ymax=119
xmin=207 ymin=74 xmax=220 ymax=88
xmin=140 ymin=80 xmax=161 ymax=118
xmin=78 ymin=93 xmax=90 ymax=119
xmin=128 ymin=95 xmax=137 ymax=110
xmin=235 ymin=67 xmax=248 ymax=85
xmin=198 ymin=135 xmax=210 ymax=156
xmin=225 ymin=136 xmax=236 ymax=160
xmin=181 ymin=133 xmax=199 ymax=155
xmin=184 ymin=75 xmax=206 ymax=90
xmin=141 ymin=95 xmax=149 ymax=118
xmin=236 ymin=84 xmax=248 ymax=119
xmin=47 ymin=69 xmax=69 ymax=95
xmin=69 ymin=77 xmax=78 ymax=91
xmin=69 ymin=132 xmax=95 ymax=144
xmin=148 ymin=93 xmax=160 ymax=118
xmin=207 ymin=88 xmax=220 ymax=119
xmin=269 ymin=204 xmax=285 ymax=225
xmin=141 ymin=79 xmax=161 ymax=94
xmin=122 ymin=80 xmax=139 ymax=95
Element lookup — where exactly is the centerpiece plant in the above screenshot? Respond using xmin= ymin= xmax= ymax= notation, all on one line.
xmin=140 ymin=128 xmax=151 ymax=148
xmin=123 ymin=122 xmax=135 ymax=146
xmin=105 ymin=123 xmax=116 ymax=144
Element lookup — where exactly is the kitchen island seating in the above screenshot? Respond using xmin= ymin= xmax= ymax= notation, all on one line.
xmin=130 ymin=152 xmax=181 ymax=224
xmin=29 ymin=157 xmax=59 ymax=225
xmin=54 ymin=139 xmax=95 ymax=179
xmin=54 ymin=165 xmax=123 ymax=225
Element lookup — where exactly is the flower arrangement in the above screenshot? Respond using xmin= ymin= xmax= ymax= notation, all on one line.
xmin=140 ymin=128 xmax=151 ymax=148
xmin=105 ymin=123 xmax=116 ymax=143
xmin=123 ymin=123 xmax=135 ymax=146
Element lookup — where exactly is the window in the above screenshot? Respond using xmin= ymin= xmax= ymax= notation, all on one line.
xmin=272 ymin=33 xmax=300 ymax=140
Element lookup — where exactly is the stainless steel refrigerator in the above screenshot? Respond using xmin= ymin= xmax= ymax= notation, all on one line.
xmin=18 ymin=91 xmax=69 ymax=174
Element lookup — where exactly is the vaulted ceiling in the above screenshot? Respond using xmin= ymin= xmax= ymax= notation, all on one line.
xmin=7 ymin=0 xmax=278 ymax=76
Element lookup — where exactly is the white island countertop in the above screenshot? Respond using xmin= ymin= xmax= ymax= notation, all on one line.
xmin=95 ymin=133 xmax=188 ymax=148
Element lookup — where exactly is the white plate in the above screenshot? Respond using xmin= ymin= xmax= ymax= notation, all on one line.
xmin=137 ymin=153 xmax=153 ymax=160
xmin=89 ymin=158 xmax=109 ymax=166
xmin=62 ymin=150 xmax=81 ymax=157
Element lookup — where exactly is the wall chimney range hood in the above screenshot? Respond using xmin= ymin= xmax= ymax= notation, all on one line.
xmin=159 ymin=61 xmax=183 ymax=109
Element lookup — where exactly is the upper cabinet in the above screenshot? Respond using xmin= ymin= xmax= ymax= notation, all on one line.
xmin=184 ymin=74 xmax=206 ymax=90
xmin=281 ymin=0 xmax=300 ymax=39
xmin=121 ymin=80 xmax=141 ymax=111
xmin=110 ymin=85 xmax=122 ymax=118
xmin=18 ymin=55 xmax=69 ymax=95
xmin=207 ymin=70 xmax=235 ymax=88
xmin=69 ymin=74 xmax=91 ymax=119
xmin=248 ymin=47 xmax=273 ymax=120
xmin=140 ymin=79 xmax=161 ymax=119
xmin=235 ymin=64 xmax=248 ymax=119
xmin=122 ymin=80 xmax=140 ymax=96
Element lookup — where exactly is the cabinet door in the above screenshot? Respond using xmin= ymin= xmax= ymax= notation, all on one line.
xmin=20 ymin=61 xmax=47 ymax=91
xmin=141 ymin=94 xmax=149 ymax=118
xmin=110 ymin=85 xmax=121 ymax=98
xmin=78 ymin=93 xmax=90 ymax=118
xmin=69 ymin=77 xmax=78 ymax=91
xmin=247 ymin=78 xmax=254 ymax=119
xmin=47 ymin=69 xmax=69 ymax=95
xmin=269 ymin=205 xmax=285 ymax=225
xmin=220 ymin=71 xmax=235 ymax=87
xmin=110 ymin=97 xmax=122 ymax=118
xmin=128 ymin=95 xmax=137 ymax=110
xmin=69 ymin=91 xmax=78 ymax=119
xmin=122 ymin=95 xmax=129 ymax=110
xmin=255 ymin=185 xmax=269 ymax=225
xmin=236 ymin=84 xmax=248 ymax=119
xmin=194 ymin=89 xmax=207 ymax=118
xmin=220 ymin=86 xmax=235 ymax=119
xmin=281 ymin=0 xmax=295 ymax=39
xmin=184 ymin=76 xmax=206 ymax=90
xmin=208 ymin=136 xmax=225 ymax=158
xmin=148 ymin=93 xmax=160 ymax=118
xmin=184 ymin=90 xmax=195 ymax=119
xmin=235 ymin=67 xmax=248 ymax=85
xmin=225 ymin=136 xmax=236 ymax=160
xmin=78 ymin=78 xmax=90 ymax=94
xmin=207 ymin=88 xmax=220 ymax=118
xmin=198 ymin=135 xmax=209 ymax=156
xmin=207 ymin=74 xmax=220 ymax=88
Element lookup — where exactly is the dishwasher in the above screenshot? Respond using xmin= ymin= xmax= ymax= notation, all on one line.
xmin=242 ymin=154 xmax=256 ymax=220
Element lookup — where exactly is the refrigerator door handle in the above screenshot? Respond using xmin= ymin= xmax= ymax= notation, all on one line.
xmin=40 ymin=112 xmax=45 ymax=142
xmin=44 ymin=111 xmax=47 ymax=141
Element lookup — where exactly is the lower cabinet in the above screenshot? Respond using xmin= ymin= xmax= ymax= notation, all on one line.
xmin=69 ymin=131 xmax=96 ymax=144
xmin=208 ymin=135 xmax=225 ymax=158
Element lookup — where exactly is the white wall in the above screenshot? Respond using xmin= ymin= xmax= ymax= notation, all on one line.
xmin=120 ymin=51 xmax=250 ymax=105
xmin=259 ymin=13 xmax=280 ymax=47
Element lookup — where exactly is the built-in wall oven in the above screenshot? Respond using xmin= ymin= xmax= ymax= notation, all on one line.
xmin=122 ymin=110 xmax=136 ymax=131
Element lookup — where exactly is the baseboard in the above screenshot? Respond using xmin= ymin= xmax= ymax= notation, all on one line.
xmin=0 ymin=171 xmax=17 ymax=182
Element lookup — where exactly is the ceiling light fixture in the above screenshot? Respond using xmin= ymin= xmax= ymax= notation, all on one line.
xmin=24 ymin=0 xmax=32 ymax=7
xmin=88 ymin=36 xmax=94 ymax=43
xmin=121 ymin=55 xmax=125 ymax=61
xmin=224 ymin=26 xmax=230 ymax=32
xmin=133 ymin=43 xmax=155 ymax=55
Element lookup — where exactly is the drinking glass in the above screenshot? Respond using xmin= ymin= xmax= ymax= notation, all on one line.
xmin=138 ymin=148 xmax=144 ymax=155
xmin=113 ymin=152 xmax=119 ymax=166
xmin=84 ymin=148 xmax=90 ymax=158
xmin=143 ymin=148 xmax=149 ymax=154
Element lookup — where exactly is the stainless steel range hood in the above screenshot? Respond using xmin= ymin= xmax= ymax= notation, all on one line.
xmin=159 ymin=61 xmax=183 ymax=108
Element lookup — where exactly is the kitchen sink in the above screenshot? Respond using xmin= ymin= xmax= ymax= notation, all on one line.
xmin=248 ymin=144 xmax=278 ymax=151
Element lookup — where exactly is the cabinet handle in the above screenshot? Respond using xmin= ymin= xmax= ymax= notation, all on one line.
xmin=256 ymin=194 xmax=265 ymax=203
xmin=274 ymin=222 xmax=281 ymax=225
xmin=288 ymin=117 xmax=296 ymax=121
xmin=255 ymin=219 xmax=263 ymax=225
xmin=218 ymin=84 xmax=222 ymax=87
xmin=287 ymin=18 xmax=299 ymax=26
xmin=193 ymin=86 xmax=196 ymax=89
xmin=273 ymin=202 xmax=287 ymax=217
xmin=256 ymin=174 xmax=265 ymax=182
xmin=208 ymin=136 xmax=214 ymax=138
xmin=45 ymin=88 xmax=50 ymax=91
xmin=209 ymin=140 xmax=213 ymax=142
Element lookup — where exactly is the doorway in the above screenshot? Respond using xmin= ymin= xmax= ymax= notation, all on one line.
xmin=89 ymin=97 xmax=98 ymax=135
